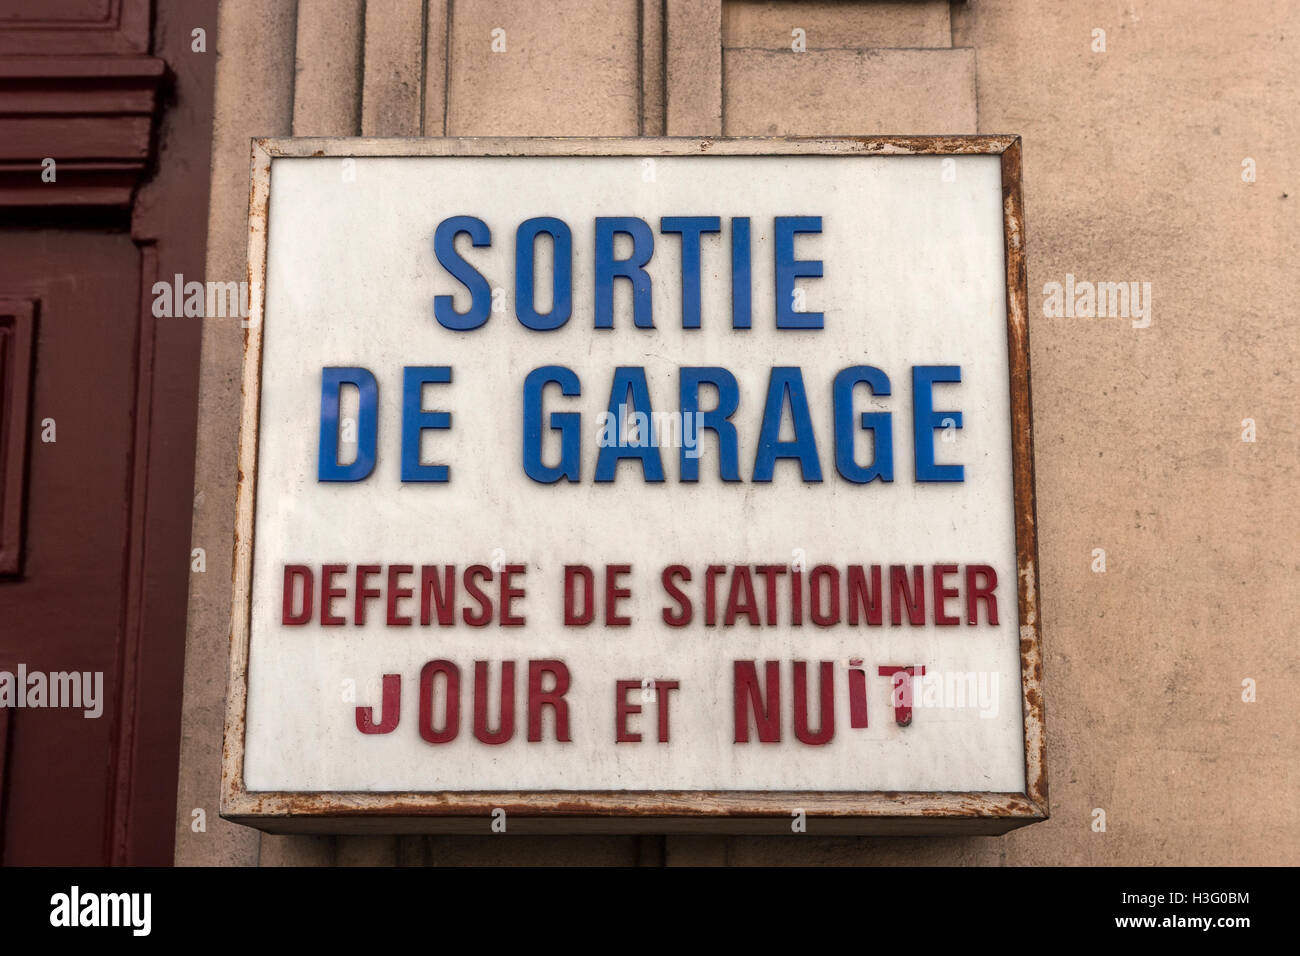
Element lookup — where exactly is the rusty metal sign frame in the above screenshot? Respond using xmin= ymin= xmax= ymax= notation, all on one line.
xmin=221 ymin=135 xmax=1046 ymax=835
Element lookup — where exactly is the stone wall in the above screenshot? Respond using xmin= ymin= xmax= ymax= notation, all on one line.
xmin=175 ymin=0 xmax=1299 ymax=866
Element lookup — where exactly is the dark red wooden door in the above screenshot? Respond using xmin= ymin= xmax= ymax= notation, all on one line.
xmin=0 ymin=233 xmax=143 ymax=864
xmin=0 ymin=0 xmax=215 ymax=865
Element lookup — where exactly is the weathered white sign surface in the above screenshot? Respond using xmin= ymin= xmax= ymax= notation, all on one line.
xmin=224 ymin=137 xmax=1046 ymax=834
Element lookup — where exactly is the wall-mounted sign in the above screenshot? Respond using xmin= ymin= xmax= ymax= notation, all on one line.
xmin=223 ymin=136 xmax=1046 ymax=834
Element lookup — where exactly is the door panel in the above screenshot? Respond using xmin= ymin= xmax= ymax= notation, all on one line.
xmin=0 ymin=231 xmax=140 ymax=864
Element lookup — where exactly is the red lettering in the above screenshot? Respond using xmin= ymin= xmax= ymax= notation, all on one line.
xmin=473 ymin=661 xmax=515 ymax=744
xmin=615 ymin=680 xmax=641 ymax=742
xmin=848 ymin=659 xmax=868 ymax=727
xmin=386 ymin=564 xmax=414 ymax=625
xmin=933 ymin=564 xmax=960 ymax=626
xmin=889 ymin=564 xmax=925 ymax=626
xmin=354 ymin=564 xmax=382 ymax=625
xmin=355 ymin=674 xmax=401 ymax=734
xmin=967 ymin=564 xmax=999 ymax=625
xmin=418 ymin=660 xmax=460 ymax=744
xmin=420 ymin=566 xmax=455 ymax=626
xmin=724 ymin=566 xmax=759 ymax=625
xmin=704 ymin=564 xmax=726 ymax=626
xmin=793 ymin=660 xmax=835 ymax=744
xmin=605 ymin=564 xmax=631 ymax=626
xmin=847 ymin=565 xmax=882 ymax=626
xmin=462 ymin=564 xmax=493 ymax=626
xmin=790 ymin=570 xmax=803 ymax=626
xmin=654 ymin=680 xmax=679 ymax=742
xmin=499 ymin=565 xmax=526 ymax=626
xmin=734 ymin=660 xmax=781 ymax=742
xmin=564 ymin=565 xmax=594 ymax=625
xmin=282 ymin=564 xmax=313 ymax=625
xmin=809 ymin=565 xmax=840 ymax=626
xmin=528 ymin=660 xmax=571 ymax=742
xmin=754 ymin=564 xmax=786 ymax=625
xmin=321 ymin=564 xmax=347 ymax=626
xmin=661 ymin=565 xmax=692 ymax=626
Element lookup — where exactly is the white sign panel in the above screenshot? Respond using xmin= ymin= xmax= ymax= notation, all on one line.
xmin=224 ymin=137 xmax=1046 ymax=833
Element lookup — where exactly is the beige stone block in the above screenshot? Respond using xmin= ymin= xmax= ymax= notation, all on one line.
xmin=723 ymin=48 xmax=976 ymax=135
xmin=723 ymin=0 xmax=951 ymax=50
xmin=423 ymin=0 xmax=451 ymax=135
xmin=362 ymin=0 xmax=426 ymax=136
xmin=174 ymin=0 xmax=298 ymax=867
xmin=1006 ymin=747 xmax=1300 ymax=866
xmin=292 ymin=0 xmax=364 ymax=136
xmin=447 ymin=0 xmax=641 ymax=136
xmin=666 ymin=0 xmax=722 ymax=135
xmin=641 ymin=0 xmax=666 ymax=135
xmin=961 ymin=0 xmax=1300 ymax=867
